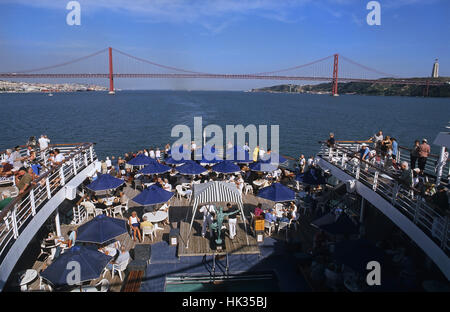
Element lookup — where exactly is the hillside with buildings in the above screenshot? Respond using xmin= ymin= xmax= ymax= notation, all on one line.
xmin=0 ymin=80 xmax=107 ymax=93
xmin=250 ymin=77 xmax=450 ymax=97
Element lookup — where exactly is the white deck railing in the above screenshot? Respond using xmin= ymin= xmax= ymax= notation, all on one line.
xmin=0 ymin=143 xmax=97 ymax=263
xmin=317 ymin=142 xmax=449 ymax=256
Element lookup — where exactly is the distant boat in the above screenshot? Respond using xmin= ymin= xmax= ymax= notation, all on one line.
xmin=108 ymin=90 xmax=115 ymax=95
xmin=48 ymin=93 xmax=53 ymax=97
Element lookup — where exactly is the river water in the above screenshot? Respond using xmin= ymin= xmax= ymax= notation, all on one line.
xmin=0 ymin=91 xmax=448 ymax=159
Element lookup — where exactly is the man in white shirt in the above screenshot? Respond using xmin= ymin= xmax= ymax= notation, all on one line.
xmin=243 ymin=142 xmax=250 ymax=152
xmin=106 ymin=246 xmax=130 ymax=270
xmin=155 ymin=148 xmax=161 ymax=159
xmin=38 ymin=135 xmax=50 ymax=151
xmin=53 ymin=149 xmax=65 ymax=165
xmin=149 ymin=149 xmax=155 ymax=159
xmin=105 ymin=157 xmax=112 ymax=168
xmin=199 ymin=204 xmax=215 ymax=238
xmin=259 ymin=148 xmax=266 ymax=160
xmin=299 ymin=154 xmax=306 ymax=173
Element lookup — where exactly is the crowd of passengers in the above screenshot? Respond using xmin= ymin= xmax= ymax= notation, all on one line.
xmin=0 ymin=135 xmax=67 ymax=211
xmin=325 ymin=131 xmax=449 ymax=215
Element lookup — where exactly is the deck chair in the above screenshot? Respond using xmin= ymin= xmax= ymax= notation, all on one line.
xmin=142 ymin=225 xmax=155 ymax=242
xmin=39 ymin=275 xmax=53 ymax=292
xmin=176 ymin=185 xmax=191 ymax=201
xmin=94 ymin=279 xmax=110 ymax=292
xmin=94 ymin=208 xmax=104 ymax=217
xmin=264 ymin=220 xmax=275 ymax=236
xmin=112 ymin=259 xmax=129 ymax=281
xmin=278 ymin=221 xmax=289 ymax=240
xmin=81 ymin=201 xmax=96 ymax=219
xmin=134 ymin=179 xmax=143 ymax=191
xmin=111 ymin=205 xmax=123 ymax=218
xmin=244 ymin=183 xmax=253 ymax=194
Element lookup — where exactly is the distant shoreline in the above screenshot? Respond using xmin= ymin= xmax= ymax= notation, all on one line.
xmin=250 ymin=78 xmax=450 ymax=97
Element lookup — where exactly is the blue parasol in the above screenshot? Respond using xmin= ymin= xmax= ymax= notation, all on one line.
xmin=256 ymin=182 xmax=296 ymax=202
xmin=176 ymin=160 xmax=207 ymax=175
xmin=212 ymin=160 xmax=241 ymax=174
xmin=40 ymin=246 xmax=112 ymax=288
xmin=139 ymin=162 xmax=171 ymax=175
xmin=86 ymin=174 xmax=125 ymax=192
xmin=249 ymin=161 xmax=277 ymax=172
xmin=132 ymin=184 xmax=174 ymax=206
xmin=76 ymin=214 xmax=128 ymax=244
xmin=128 ymin=154 xmax=156 ymax=166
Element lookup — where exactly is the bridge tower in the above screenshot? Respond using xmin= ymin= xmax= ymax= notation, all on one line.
xmin=108 ymin=47 xmax=115 ymax=95
xmin=332 ymin=54 xmax=339 ymax=96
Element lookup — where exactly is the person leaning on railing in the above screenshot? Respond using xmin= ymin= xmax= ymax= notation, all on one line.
xmin=15 ymin=167 xmax=33 ymax=195
xmin=399 ymin=161 xmax=414 ymax=190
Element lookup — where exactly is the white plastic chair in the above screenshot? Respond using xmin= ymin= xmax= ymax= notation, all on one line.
xmin=82 ymin=201 xmax=96 ymax=219
xmin=278 ymin=221 xmax=289 ymax=240
xmin=264 ymin=220 xmax=274 ymax=236
xmin=121 ymin=200 xmax=129 ymax=213
xmin=112 ymin=205 xmax=123 ymax=218
xmin=176 ymin=185 xmax=191 ymax=201
xmin=244 ymin=183 xmax=253 ymax=194
xmin=39 ymin=276 xmax=52 ymax=292
xmin=94 ymin=278 xmax=110 ymax=292
xmin=94 ymin=208 xmax=104 ymax=217
xmin=112 ymin=260 xmax=129 ymax=281
xmin=142 ymin=225 xmax=155 ymax=242
xmin=159 ymin=203 xmax=169 ymax=211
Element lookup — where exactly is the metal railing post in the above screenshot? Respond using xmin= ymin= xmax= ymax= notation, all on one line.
xmin=355 ymin=164 xmax=360 ymax=180
xmin=59 ymin=166 xmax=66 ymax=186
xmin=391 ymin=182 xmax=399 ymax=205
xmin=373 ymin=171 xmax=379 ymax=191
xmin=413 ymin=199 xmax=422 ymax=224
xmin=90 ymin=145 xmax=94 ymax=162
xmin=11 ymin=205 xmax=19 ymax=239
xmin=46 ymin=177 xmax=52 ymax=199
xmin=341 ymin=153 xmax=347 ymax=168
xmin=84 ymin=152 xmax=88 ymax=166
xmin=30 ymin=189 xmax=36 ymax=216
xmin=72 ymin=158 xmax=78 ymax=176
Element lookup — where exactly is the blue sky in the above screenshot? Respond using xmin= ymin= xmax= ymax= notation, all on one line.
xmin=0 ymin=0 xmax=449 ymax=90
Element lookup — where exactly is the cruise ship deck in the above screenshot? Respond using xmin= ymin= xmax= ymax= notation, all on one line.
xmin=1 ymin=138 xmax=449 ymax=292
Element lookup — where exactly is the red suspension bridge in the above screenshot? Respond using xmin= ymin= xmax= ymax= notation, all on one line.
xmin=0 ymin=47 xmax=444 ymax=96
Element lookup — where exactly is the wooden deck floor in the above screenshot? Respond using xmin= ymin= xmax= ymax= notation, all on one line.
xmin=177 ymin=219 xmax=260 ymax=256
xmin=23 ymin=183 xmax=320 ymax=292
